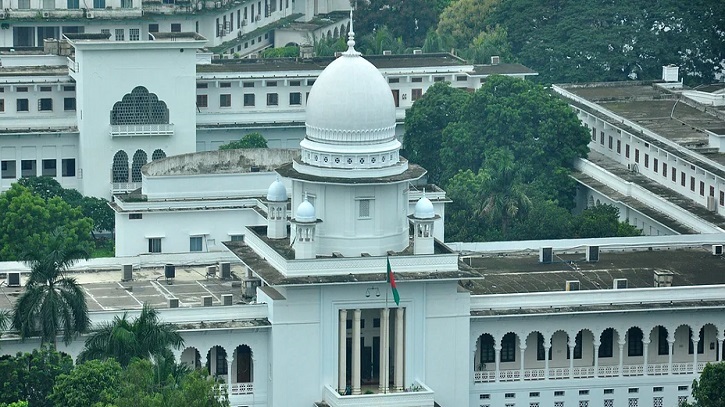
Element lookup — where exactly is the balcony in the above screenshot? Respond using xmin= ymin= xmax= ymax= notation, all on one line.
xmin=322 ymin=382 xmax=434 ymax=407
xmin=473 ymin=362 xmax=706 ymax=383
xmin=111 ymin=182 xmax=142 ymax=194
xmin=230 ymin=382 xmax=253 ymax=395
xmin=110 ymin=124 xmax=174 ymax=137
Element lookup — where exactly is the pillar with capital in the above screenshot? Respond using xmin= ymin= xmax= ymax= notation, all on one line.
xmin=394 ymin=307 xmax=405 ymax=391
xmin=379 ymin=308 xmax=390 ymax=393
xmin=338 ymin=309 xmax=347 ymax=394
xmin=352 ymin=309 xmax=362 ymax=395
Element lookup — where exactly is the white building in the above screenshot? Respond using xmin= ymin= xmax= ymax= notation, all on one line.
xmin=0 ymin=32 xmax=536 ymax=199
xmin=3 ymin=27 xmax=725 ymax=407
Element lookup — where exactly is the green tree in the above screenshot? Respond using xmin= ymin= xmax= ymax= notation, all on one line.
xmin=357 ymin=26 xmax=406 ymax=55
xmin=109 ymin=359 xmax=229 ymax=407
xmin=0 ymin=184 xmax=94 ymax=261
xmin=462 ymin=25 xmax=514 ymax=64
xmin=218 ymin=132 xmax=268 ymax=150
xmin=79 ymin=303 xmax=184 ymax=367
xmin=353 ymin=0 xmax=439 ymax=46
xmin=686 ymin=362 xmax=725 ymax=407
xmin=437 ymin=0 xmax=501 ymax=48
xmin=510 ymin=199 xmax=575 ymax=240
xmin=573 ymin=204 xmax=641 ymax=238
xmin=261 ymin=45 xmax=299 ymax=58
xmin=12 ymin=231 xmax=90 ymax=347
xmin=476 ymin=150 xmax=531 ymax=239
xmin=49 ymin=359 xmax=122 ymax=407
xmin=403 ymin=82 xmax=471 ymax=184
xmin=0 ymin=348 xmax=74 ymax=407
xmin=486 ymin=0 xmax=725 ymax=85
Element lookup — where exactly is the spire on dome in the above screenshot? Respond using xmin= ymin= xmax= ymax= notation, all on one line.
xmin=344 ymin=8 xmax=360 ymax=56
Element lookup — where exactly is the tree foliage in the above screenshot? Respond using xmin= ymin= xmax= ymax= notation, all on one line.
xmin=476 ymin=0 xmax=725 ymax=84
xmin=683 ymin=362 xmax=725 ymax=407
xmin=0 ymin=184 xmax=94 ymax=262
xmin=12 ymin=230 xmax=90 ymax=346
xmin=0 ymin=348 xmax=73 ymax=407
xmin=79 ymin=303 xmax=184 ymax=367
xmin=353 ymin=0 xmax=440 ymax=46
xmin=49 ymin=359 xmax=123 ymax=407
xmin=261 ymin=45 xmax=299 ymax=58
xmin=218 ymin=132 xmax=268 ymax=150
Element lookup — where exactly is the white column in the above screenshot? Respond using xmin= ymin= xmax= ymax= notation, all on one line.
xmin=667 ymin=338 xmax=675 ymax=374
xmin=643 ymin=339 xmax=650 ymax=376
xmin=394 ymin=308 xmax=405 ymax=391
xmin=494 ymin=344 xmax=502 ymax=382
xmin=352 ymin=309 xmax=362 ymax=395
xmin=519 ymin=345 xmax=526 ymax=381
xmin=226 ymin=356 xmax=233 ymax=389
xmin=544 ymin=342 xmax=551 ymax=380
xmin=717 ymin=337 xmax=723 ymax=362
xmin=593 ymin=339 xmax=600 ymax=378
xmin=692 ymin=329 xmax=700 ymax=373
xmin=338 ymin=309 xmax=347 ymax=394
xmin=568 ymin=338 xmax=575 ymax=379
xmin=379 ymin=308 xmax=390 ymax=393
xmin=617 ymin=340 xmax=625 ymax=377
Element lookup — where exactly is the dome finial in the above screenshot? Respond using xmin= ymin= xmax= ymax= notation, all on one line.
xmin=345 ymin=8 xmax=360 ymax=56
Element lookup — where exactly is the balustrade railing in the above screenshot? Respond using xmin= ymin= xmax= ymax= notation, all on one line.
xmin=110 ymin=124 xmax=174 ymax=137
xmin=474 ymin=362 xmax=706 ymax=383
xmin=230 ymin=382 xmax=253 ymax=395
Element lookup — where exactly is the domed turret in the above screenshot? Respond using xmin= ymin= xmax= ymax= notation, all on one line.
xmin=295 ymin=197 xmax=316 ymax=223
xmin=413 ymin=196 xmax=435 ymax=219
xmin=266 ymin=178 xmax=288 ymax=202
xmin=295 ymin=25 xmax=403 ymax=176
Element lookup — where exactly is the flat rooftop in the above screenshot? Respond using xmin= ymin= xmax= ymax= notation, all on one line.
xmin=0 ymin=264 xmax=246 ymax=312
xmin=560 ymin=82 xmax=725 ymax=166
xmin=465 ymin=245 xmax=725 ymax=295
xmin=197 ymin=52 xmax=473 ymax=74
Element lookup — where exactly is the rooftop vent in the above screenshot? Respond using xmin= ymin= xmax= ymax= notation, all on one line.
xmin=565 ymin=280 xmax=580 ymax=291
xmin=662 ymin=65 xmax=679 ymax=82
xmin=490 ymin=55 xmax=500 ymax=65
xmin=7 ymin=272 xmax=21 ymax=287
xmin=169 ymin=298 xmax=179 ymax=308
xmin=164 ymin=264 xmax=176 ymax=279
xmin=586 ymin=245 xmax=599 ymax=262
xmin=413 ymin=49 xmax=422 ymax=55
xmin=202 ymin=296 xmax=213 ymax=307
xmin=222 ymin=294 xmax=233 ymax=306
xmin=654 ymin=270 xmax=674 ymax=287
xmin=220 ymin=262 xmax=231 ymax=279
xmin=613 ymin=278 xmax=628 ymax=289
xmin=539 ymin=247 xmax=553 ymax=264
xmin=712 ymin=244 xmax=723 ymax=256
xmin=122 ymin=264 xmax=133 ymax=282
xmin=382 ymin=50 xmax=392 ymax=55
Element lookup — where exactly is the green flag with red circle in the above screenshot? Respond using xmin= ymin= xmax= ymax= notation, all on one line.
xmin=387 ymin=257 xmax=400 ymax=306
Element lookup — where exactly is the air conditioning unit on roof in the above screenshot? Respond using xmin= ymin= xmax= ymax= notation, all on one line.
xmin=713 ymin=244 xmax=723 ymax=255
xmin=613 ymin=278 xmax=628 ymax=289
xmin=565 ymin=280 xmax=580 ymax=291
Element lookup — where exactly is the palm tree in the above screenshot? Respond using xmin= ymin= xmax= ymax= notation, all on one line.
xmin=79 ymin=303 xmax=184 ymax=367
xmin=477 ymin=150 xmax=531 ymax=239
xmin=12 ymin=231 xmax=90 ymax=348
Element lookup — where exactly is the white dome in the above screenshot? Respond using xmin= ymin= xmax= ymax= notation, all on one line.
xmin=266 ymin=179 xmax=288 ymax=202
xmin=413 ymin=196 xmax=435 ymax=219
xmin=295 ymin=198 xmax=316 ymax=222
xmin=305 ymin=51 xmax=396 ymax=146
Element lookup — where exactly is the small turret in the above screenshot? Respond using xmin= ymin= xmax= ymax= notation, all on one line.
xmin=266 ymin=177 xmax=288 ymax=239
xmin=291 ymin=196 xmax=320 ymax=259
xmin=409 ymin=194 xmax=439 ymax=255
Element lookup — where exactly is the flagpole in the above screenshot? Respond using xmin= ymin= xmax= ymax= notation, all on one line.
xmin=384 ymin=256 xmax=388 ymax=394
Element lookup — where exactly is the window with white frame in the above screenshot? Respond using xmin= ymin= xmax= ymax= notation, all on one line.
xmin=129 ymin=28 xmax=140 ymax=41
xmin=190 ymin=236 xmax=203 ymax=252
xmin=148 ymin=238 xmax=161 ymax=253
xmin=358 ymin=198 xmax=371 ymax=219
xmin=115 ymin=29 xmax=125 ymax=41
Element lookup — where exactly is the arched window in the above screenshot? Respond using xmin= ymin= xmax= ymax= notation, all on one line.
xmin=627 ymin=327 xmax=644 ymax=357
xmin=131 ymin=149 xmax=147 ymax=183
xmin=207 ymin=346 xmax=228 ymax=376
xmin=235 ymin=345 xmax=253 ymax=382
xmin=110 ymin=86 xmax=169 ymax=125
xmin=151 ymin=149 xmax=166 ymax=161
xmin=112 ymin=150 xmax=129 ymax=183
xmin=334 ymin=27 xmax=339 ymax=38
xmin=478 ymin=334 xmax=495 ymax=366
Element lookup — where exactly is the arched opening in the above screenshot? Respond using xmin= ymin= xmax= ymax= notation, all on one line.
xmin=180 ymin=347 xmax=201 ymax=369
xmin=110 ymin=86 xmax=169 ymax=125
xmin=234 ymin=345 xmax=253 ymax=383
xmin=151 ymin=149 xmax=166 ymax=161
xmin=651 ymin=325 xmax=670 ymax=357
xmin=627 ymin=327 xmax=644 ymax=357
xmin=333 ymin=27 xmax=339 ymax=38
xmin=131 ymin=149 xmax=147 ymax=183
xmin=500 ymin=332 xmax=517 ymax=363
xmin=207 ymin=346 xmax=228 ymax=377
xmin=112 ymin=150 xmax=129 ymax=183
xmin=327 ymin=30 xmax=332 ymax=40
xmin=475 ymin=333 xmax=495 ymax=371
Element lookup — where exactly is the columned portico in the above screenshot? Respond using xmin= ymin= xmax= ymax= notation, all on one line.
xmin=338 ymin=306 xmax=407 ymax=395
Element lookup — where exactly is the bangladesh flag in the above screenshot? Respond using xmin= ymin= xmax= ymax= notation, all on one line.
xmin=387 ymin=257 xmax=400 ymax=306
